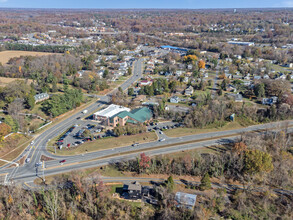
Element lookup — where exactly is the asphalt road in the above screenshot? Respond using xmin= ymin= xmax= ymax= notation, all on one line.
xmin=1 ymin=58 xmax=293 ymax=188
xmin=2 ymin=120 xmax=293 ymax=186
xmin=0 ymin=58 xmax=144 ymax=185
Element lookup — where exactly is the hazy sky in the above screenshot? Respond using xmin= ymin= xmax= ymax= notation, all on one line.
xmin=0 ymin=0 xmax=292 ymax=9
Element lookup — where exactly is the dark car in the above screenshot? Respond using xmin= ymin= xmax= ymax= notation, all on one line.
xmin=76 ymin=117 xmax=81 ymax=120
xmin=60 ymin=160 xmax=66 ymax=163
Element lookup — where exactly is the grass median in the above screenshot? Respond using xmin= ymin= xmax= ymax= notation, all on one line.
xmin=47 ymin=132 xmax=158 ymax=156
xmin=164 ymin=121 xmax=245 ymax=138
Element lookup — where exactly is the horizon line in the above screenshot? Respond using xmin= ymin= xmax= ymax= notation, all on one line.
xmin=0 ymin=7 xmax=292 ymax=10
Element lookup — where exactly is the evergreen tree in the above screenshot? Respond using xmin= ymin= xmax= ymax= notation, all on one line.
xmin=166 ymin=176 xmax=175 ymax=192
xmin=52 ymin=80 xmax=58 ymax=93
xmin=199 ymin=173 xmax=212 ymax=191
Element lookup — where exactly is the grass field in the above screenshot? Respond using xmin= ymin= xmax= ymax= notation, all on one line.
xmin=0 ymin=134 xmax=32 ymax=167
xmin=0 ymin=50 xmax=56 ymax=65
xmin=164 ymin=121 xmax=245 ymax=137
xmin=48 ymin=132 xmax=158 ymax=156
xmin=0 ymin=76 xmax=33 ymax=87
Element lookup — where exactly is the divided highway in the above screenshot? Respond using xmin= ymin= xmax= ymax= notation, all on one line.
xmin=0 ymin=58 xmax=292 ymax=188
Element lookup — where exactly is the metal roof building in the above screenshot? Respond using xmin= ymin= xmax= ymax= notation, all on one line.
xmin=93 ymin=104 xmax=130 ymax=120
xmin=175 ymin=192 xmax=197 ymax=209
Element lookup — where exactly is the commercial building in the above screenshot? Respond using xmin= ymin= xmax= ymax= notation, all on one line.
xmin=108 ymin=107 xmax=152 ymax=127
xmin=93 ymin=104 xmax=130 ymax=121
xmin=228 ymin=41 xmax=255 ymax=46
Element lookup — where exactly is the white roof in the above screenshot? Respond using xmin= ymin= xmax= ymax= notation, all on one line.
xmin=93 ymin=104 xmax=130 ymax=118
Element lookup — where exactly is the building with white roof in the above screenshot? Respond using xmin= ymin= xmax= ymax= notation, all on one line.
xmin=93 ymin=104 xmax=130 ymax=121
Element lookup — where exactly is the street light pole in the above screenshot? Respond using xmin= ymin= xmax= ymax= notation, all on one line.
xmin=42 ymin=161 xmax=45 ymax=182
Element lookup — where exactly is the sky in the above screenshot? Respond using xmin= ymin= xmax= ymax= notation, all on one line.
xmin=0 ymin=0 xmax=293 ymax=9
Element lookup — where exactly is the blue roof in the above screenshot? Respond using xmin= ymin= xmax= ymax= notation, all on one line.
xmin=160 ymin=45 xmax=188 ymax=51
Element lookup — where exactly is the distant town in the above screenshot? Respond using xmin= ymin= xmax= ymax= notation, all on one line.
xmin=0 ymin=8 xmax=292 ymax=220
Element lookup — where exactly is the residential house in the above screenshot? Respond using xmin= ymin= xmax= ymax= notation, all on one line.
xmin=233 ymin=75 xmax=243 ymax=80
xmin=170 ymin=96 xmax=180 ymax=103
xmin=284 ymin=63 xmax=293 ymax=68
xmin=139 ymin=80 xmax=153 ymax=86
xmin=204 ymin=73 xmax=208 ymax=78
xmin=176 ymin=70 xmax=185 ymax=77
xmin=34 ymin=93 xmax=49 ymax=103
xmin=187 ymin=64 xmax=193 ymax=70
xmin=235 ymin=93 xmax=243 ymax=102
xmin=277 ymin=73 xmax=286 ymax=80
xmin=244 ymin=74 xmax=250 ymax=80
xmin=122 ymin=182 xmax=142 ymax=200
xmin=243 ymin=80 xmax=251 ymax=86
xmin=185 ymin=86 xmax=194 ymax=96
xmin=254 ymin=75 xmax=262 ymax=80
xmin=263 ymin=74 xmax=270 ymax=79
xmin=262 ymin=96 xmax=278 ymax=105
xmin=227 ymin=84 xmax=237 ymax=92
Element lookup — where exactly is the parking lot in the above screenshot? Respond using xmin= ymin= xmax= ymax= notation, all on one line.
xmin=55 ymin=120 xmax=108 ymax=150
xmin=54 ymin=119 xmax=182 ymax=150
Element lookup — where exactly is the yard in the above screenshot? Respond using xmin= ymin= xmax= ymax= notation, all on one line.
xmin=48 ymin=132 xmax=158 ymax=156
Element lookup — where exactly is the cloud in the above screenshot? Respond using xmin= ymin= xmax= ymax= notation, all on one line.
xmin=282 ymin=1 xmax=293 ymax=7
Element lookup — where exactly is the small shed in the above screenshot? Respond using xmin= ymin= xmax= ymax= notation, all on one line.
xmin=175 ymin=192 xmax=197 ymax=209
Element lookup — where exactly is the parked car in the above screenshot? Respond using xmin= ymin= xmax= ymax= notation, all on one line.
xmin=67 ymin=143 xmax=71 ymax=147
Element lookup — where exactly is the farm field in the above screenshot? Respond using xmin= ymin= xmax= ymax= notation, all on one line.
xmin=0 ymin=76 xmax=33 ymax=87
xmin=0 ymin=50 xmax=56 ymax=65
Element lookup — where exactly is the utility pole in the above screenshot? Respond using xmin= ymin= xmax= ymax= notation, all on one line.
xmin=42 ymin=161 xmax=45 ymax=182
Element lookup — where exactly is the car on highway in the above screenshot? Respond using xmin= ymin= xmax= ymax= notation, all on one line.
xmin=132 ymin=143 xmax=139 ymax=147
xmin=159 ymin=131 xmax=163 ymax=134
xmin=25 ymin=157 xmax=30 ymax=163
xmin=60 ymin=160 xmax=66 ymax=164
xmin=35 ymin=162 xmax=42 ymax=167
xmin=76 ymin=117 xmax=81 ymax=120
xmin=159 ymin=138 xmax=166 ymax=142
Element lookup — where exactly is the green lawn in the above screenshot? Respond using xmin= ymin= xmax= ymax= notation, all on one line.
xmin=48 ymin=132 xmax=158 ymax=156
xmin=164 ymin=121 xmax=245 ymax=138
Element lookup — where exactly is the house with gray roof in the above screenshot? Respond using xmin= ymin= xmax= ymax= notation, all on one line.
xmin=34 ymin=93 xmax=49 ymax=103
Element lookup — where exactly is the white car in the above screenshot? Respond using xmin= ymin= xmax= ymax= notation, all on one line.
xmin=25 ymin=158 xmax=31 ymax=163
xmin=159 ymin=138 xmax=166 ymax=142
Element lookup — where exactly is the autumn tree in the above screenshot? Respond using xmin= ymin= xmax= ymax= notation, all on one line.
xmin=183 ymin=55 xmax=198 ymax=64
xmin=139 ymin=153 xmax=151 ymax=173
xmin=198 ymin=60 xmax=206 ymax=70
xmin=0 ymin=123 xmax=11 ymax=138
xmin=232 ymin=142 xmax=247 ymax=154
xmin=244 ymin=150 xmax=273 ymax=174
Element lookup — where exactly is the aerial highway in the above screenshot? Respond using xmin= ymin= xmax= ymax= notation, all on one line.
xmin=0 ymin=58 xmax=144 ymax=185
xmin=0 ymin=57 xmax=292 ymax=187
